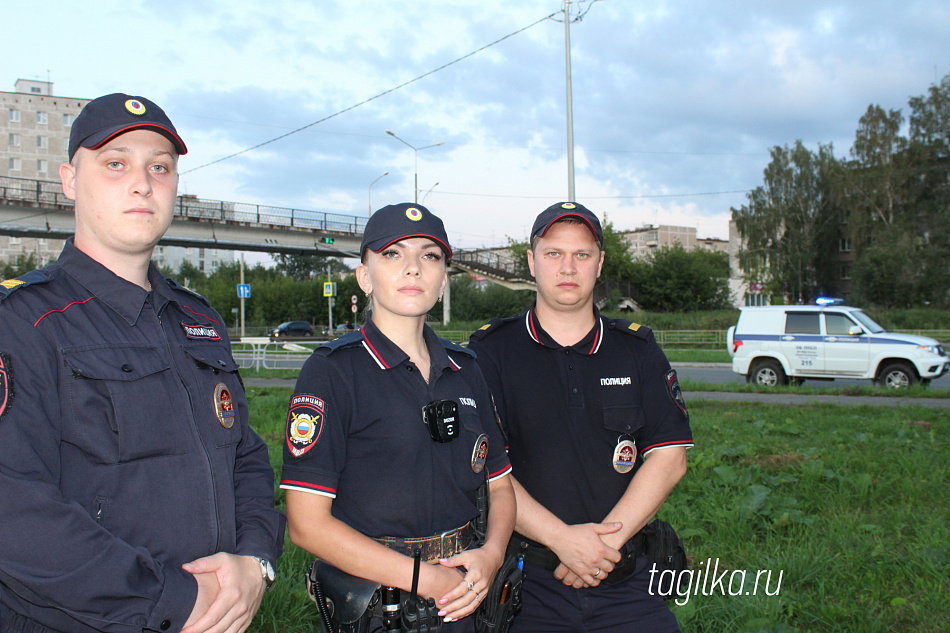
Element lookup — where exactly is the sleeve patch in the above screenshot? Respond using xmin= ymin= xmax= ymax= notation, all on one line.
xmin=0 ymin=353 xmax=12 ymax=423
xmin=628 ymin=322 xmax=641 ymax=331
xmin=665 ymin=369 xmax=689 ymax=421
xmin=286 ymin=394 xmax=325 ymax=458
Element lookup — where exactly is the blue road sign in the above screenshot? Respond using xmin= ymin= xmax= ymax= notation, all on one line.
xmin=237 ymin=284 xmax=251 ymax=298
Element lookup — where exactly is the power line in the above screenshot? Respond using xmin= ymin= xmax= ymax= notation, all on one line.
xmin=431 ymin=188 xmax=752 ymax=200
xmin=182 ymin=12 xmax=558 ymax=175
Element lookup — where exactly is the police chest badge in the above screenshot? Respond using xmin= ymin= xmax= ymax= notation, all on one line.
xmin=214 ymin=383 xmax=236 ymax=428
xmin=471 ymin=434 xmax=489 ymax=474
xmin=665 ymin=369 xmax=689 ymax=420
xmin=0 ymin=353 xmax=12 ymax=423
xmin=613 ymin=438 xmax=636 ymax=474
xmin=286 ymin=394 xmax=324 ymax=458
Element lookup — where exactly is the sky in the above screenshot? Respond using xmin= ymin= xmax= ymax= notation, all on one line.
xmin=3 ymin=0 xmax=948 ymax=253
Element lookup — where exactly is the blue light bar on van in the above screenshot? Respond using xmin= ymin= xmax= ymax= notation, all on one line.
xmin=815 ymin=297 xmax=843 ymax=306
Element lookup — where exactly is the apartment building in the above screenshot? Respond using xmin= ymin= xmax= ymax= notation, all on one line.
xmin=1 ymin=79 xmax=232 ymax=274
xmin=0 ymin=79 xmax=85 ymax=267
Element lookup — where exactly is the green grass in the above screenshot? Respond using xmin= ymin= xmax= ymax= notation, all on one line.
xmin=667 ymin=350 xmax=732 ymax=363
xmin=680 ymin=378 xmax=950 ymax=399
xmin=246 ymin=389 xmax=950 ymax=632
xmin=664 ymin=401 xmax=949 ymax=632
xmin=247 ymin=387 xmax=323 ymax=633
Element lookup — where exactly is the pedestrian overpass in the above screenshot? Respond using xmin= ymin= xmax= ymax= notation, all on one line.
xmin=0 ymin=175 xmax=365 ymax=257
xmin=0 ymin=176 xmax=542 ymax=322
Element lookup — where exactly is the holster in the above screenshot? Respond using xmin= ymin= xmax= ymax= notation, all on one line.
xmin=602 ymin=531 xmax=646 ymax=585
xmin=638 ymin=519 xmax=689 ymax=599
xmin=307 ymin=559 xmax=380 ymax=633
xmin=474 ymin=554 xmax=524 ymax=633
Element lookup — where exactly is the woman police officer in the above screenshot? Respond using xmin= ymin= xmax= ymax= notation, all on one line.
xmin=281 ymin=203 xmax=515 ymax=631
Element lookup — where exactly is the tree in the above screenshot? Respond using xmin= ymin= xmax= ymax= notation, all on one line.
xmin=850 ymin=228 xmax=921 ymax=308
xmin=445 ymin=275 xmax=534 ymax=322
xmin=600 ymin=218 xmax=636 ymax=282
xmin=909 ymin=74 xmax=950 ymax=151
xmin=844 ymin=105 xmax=907 ymax=252
xmin=274 ymin=254 xmax=350 ymax=282
xmin=630 ymin=244 xmax=731 ymax=312
xmin=1 ymin=254 xmax=40 ymax=280
xmin=906 ymin=75 xmax=950 ymax=307
xmin=732 ymin=141 xmax=841 ymax=303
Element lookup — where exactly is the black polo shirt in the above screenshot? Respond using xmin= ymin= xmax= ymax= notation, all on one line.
xmin=468 ymin=305 xmax=693 ymax=533
xmin=281 ymin=319 xmax=511 ymax=539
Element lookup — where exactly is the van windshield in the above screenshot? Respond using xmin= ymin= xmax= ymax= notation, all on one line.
xmin=851 ymin=311 xmax=886 ymax=334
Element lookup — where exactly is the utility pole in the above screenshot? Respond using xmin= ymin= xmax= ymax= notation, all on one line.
xmin=564 ymin=0 xmax=576 ymax=201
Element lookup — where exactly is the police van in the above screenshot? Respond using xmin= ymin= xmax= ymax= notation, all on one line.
xmin=726 ymin=303 xmax=948 ymax=388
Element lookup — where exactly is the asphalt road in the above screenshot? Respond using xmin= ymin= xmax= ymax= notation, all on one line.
xmin=241 ymin=360 xmax=950 ymax=409
xmin=674 ymin=363 xmax=950 ymax=392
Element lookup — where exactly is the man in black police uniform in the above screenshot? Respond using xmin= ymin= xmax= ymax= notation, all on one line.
xmin=0 ymin=94 xmax=283 ymax=633
xmin=468 ymin=202 xmax=693 ymax=632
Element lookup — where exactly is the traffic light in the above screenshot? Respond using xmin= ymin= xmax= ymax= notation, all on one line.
xmin=320 ymin=237 xmax=334 ymax=244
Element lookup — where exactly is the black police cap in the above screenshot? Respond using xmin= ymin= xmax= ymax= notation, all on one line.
xmin=361 ymin=203 xmax=452 ymax=259
xmin=68 ymin=93 xmax=187 ymax=161
xmin=530 ymin=201 xmax=604 ymax=247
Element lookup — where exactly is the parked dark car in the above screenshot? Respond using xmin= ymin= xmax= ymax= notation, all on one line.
xmin=268 ymin=321 xmax=314 ymax=340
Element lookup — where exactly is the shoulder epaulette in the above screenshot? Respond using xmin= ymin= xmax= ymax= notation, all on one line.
xmin=315 ymin=330 xmax=365 ymax=357
xmin=165 ymin=278 xmax=211 ymax=307
xmin=440 ymin=338 xmax=476 ymax=359
xmin=0 ymin=270 xmax=51 ymax=301
xmin=607 ymin=317 xmax=653 ymax=340
xmin=468 ymin=314 xmax=521 ymax=343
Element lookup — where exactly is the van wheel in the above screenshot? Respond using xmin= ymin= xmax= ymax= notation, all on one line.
xmin=878 ymin=363 xmax=917 ymax=389
xmin=749 ymin=360 xmax=786 ymax=387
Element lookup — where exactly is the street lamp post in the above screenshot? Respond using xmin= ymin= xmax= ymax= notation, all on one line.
xmin=564 ymin=0 xmax=576 ymax=202
xmin=385 ymin=130 xmax=444 ymax=203
xmin=421 ymin=182 xmax=439 ymax=204
xmin=368 ymin=171 xmax=388 ymax=216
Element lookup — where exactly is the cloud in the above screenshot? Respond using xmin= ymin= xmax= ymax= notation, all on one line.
xmin=5 ymin=0 xmax=947 ymax=248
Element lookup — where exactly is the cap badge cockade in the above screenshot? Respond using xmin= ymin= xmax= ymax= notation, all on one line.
xmin=124 ymin=99 xmax=147 ymax=116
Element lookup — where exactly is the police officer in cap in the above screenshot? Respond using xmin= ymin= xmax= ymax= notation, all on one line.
xmin=468 ymin=202 xmax=693 ymax=632
xmin=282 ymin=203 xmax=515 ymax=631
xmin=0 ymin=94 xmax=283 ymax=633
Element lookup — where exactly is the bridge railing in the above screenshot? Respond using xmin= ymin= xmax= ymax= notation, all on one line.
xmin=454 ymin=249 xmax=530 ymax=280
xmin=0 ymin=176 xmax=369 ymax=234
xmin=175 ymin=196 xmax=368 ymax=234
xmin=0 ymin=177 xmax=74 ymax=209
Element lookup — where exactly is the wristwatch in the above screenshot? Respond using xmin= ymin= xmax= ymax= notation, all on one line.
xmin=254 ymin=557 xmax=276 ymax=590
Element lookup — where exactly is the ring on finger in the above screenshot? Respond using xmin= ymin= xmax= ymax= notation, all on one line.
xmin=592 ymin=569 xmax=602 ymax=578
xmin=467 ymin=581 xmax=476 ymax=592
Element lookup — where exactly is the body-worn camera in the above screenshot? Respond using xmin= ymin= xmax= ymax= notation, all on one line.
xmin=422 ymin=400 xmax=460 ymax=443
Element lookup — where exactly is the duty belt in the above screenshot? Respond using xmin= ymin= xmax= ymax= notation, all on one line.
xmin=374 ymin=522 xmax=475 ymax=563
xmin=507 ymin=530 xmax=646 ymax=584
